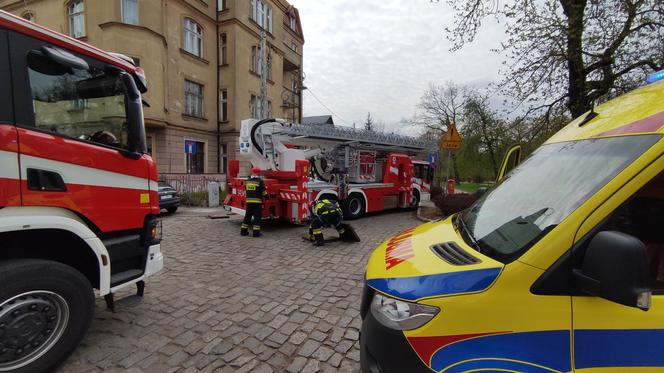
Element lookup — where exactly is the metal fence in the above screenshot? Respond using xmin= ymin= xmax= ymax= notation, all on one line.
xmin=159 ymin=174 xmax=226 ymax=206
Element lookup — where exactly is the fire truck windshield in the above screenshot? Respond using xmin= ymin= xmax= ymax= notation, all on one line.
xmin=27 ymin=50 xmax=136 ymax=151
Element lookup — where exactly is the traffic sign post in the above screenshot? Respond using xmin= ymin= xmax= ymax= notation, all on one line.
xmin=440 ymin=123 xmax=462 ymax=194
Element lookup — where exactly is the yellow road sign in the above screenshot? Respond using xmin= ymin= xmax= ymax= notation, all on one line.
xmin=441 ymin=122 xmax=462 ymax=150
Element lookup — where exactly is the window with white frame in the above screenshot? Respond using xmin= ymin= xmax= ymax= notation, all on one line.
xmin=220 ymin=143 xmax=228 ymax=174
xmin=217 ymin=0 xmax=226 ymax=11
xmin=122 ymin=0 xmax=138 ymax=25
xmin=183 ymin=18 xmax=203 ymax=57
xmin=220 ymin=89 xmax=228 ymax=122
xmin=291 ymin=78 xmax=298 ymax=92
xmin=68 ymin=1 xmax=85 ymax=38
xmin=290 ymin=42 xmax=298 ymax=53
xmin=185 ymin=80 xmax=204 ymax=118
xmin=289 ymin=14 xmax=297 ymax=31
xmin=251 ymin=46 xmax=271 ymax=78
xmin=250 ymin=95 xmax=260 ymax=119
xmin=250 ymin=0 xmax=272 ymax=32
xmin=219 ymin=33 xmax=227 ymax=65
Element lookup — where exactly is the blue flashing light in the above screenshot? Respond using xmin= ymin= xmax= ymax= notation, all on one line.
xmin=646 ymin=70 xmax=664 ymax=84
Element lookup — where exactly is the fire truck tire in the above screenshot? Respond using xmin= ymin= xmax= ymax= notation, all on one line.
xmin=0 ymin=259 xmax=95 ymax=373
xmin=411 ymin=189 xmax=421 ymax=208
xmin=166 ymin=207 xmax=178 ymax=214
xmin=343 ymin=194 xmax=365 ymax=220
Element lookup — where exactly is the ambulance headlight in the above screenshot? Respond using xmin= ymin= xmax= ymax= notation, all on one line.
xmin=370 ymin=293 xmax=439 ymax=330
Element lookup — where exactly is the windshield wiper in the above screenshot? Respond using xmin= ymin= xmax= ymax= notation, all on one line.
xmin=456 ymin=215 xmax=483 ymax=254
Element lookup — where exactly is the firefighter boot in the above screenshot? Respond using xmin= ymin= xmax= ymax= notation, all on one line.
xmin=312 ymin=228 xmax=324 ymax=246
xmin=253 ymin=225 xmax=262 ymax=237
xmin=241 ymin=223 xmax=249 ymax=236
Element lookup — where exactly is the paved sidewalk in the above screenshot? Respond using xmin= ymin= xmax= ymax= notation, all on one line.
xmin=59 ymin=210 xmax=420 ymax=372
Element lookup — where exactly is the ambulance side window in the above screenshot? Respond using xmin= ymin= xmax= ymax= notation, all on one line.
xmin=604 ymin=172 xmax=664 ymax=292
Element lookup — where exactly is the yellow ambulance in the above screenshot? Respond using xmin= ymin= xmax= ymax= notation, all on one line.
xmin=360 ymin=73 xmax=664 ymax=373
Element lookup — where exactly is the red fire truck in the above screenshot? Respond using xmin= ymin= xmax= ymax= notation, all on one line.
xmin=0 ymin=11 xmax=163 ymax=372
xmin=224 ymin=119 xmax=435 ymax=223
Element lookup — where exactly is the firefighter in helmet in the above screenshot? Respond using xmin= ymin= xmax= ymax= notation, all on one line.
xmin=241 ymin=166 xmax=267 ymax=237
xmin=309 ymin=199 xmax=345 ymax=246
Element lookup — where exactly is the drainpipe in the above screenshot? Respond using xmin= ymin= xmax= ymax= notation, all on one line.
xmin=216 ymin=5 xmax=221 ymax=174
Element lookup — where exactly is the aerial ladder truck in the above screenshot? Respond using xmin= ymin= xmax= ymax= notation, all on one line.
xmin=223 ymin=118 xmax=436 ymax=223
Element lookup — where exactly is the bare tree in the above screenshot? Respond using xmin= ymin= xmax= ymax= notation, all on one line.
xmin=414 ymin=82 xmax=467 ymax=135
xmin=364 ymin=112 xmax=374 ymax=131
xmin=438 ymin=0 xmax=664 ymax=118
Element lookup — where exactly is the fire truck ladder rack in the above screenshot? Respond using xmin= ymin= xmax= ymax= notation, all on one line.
xmin=274 ymin=122 xmax=436 ymax=152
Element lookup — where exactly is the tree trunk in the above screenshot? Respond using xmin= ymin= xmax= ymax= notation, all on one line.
xmin=561 ymin=0 xmax=590 ymax=118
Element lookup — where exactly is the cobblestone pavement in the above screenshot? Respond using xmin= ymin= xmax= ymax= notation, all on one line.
xmin=59 ymin=209 xmax=420 ymax=373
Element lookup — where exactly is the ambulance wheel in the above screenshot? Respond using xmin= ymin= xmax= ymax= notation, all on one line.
xmin=0 ymin=259 xmax=94 ymax=373
xmin=343 ymin=194 xmax=365 ymax=220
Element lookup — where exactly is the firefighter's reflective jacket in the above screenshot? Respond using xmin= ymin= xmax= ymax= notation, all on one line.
xmin=245 ymin=176 xmax=266 ymax=204
xmin=311 ymin=199 xmax=343 ymax=227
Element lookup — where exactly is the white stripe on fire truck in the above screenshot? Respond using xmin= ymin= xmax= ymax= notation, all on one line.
xmin=0 ymin=150 xmax=19 ymax=180
xmin=20 ymin=154 xmax=156 ymax=192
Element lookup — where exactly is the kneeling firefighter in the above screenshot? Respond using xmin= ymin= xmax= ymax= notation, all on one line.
xmin=308 ymin=199 xmax=360 ymax=246
xmin=241 ymin=167 xmax=267 ymax=237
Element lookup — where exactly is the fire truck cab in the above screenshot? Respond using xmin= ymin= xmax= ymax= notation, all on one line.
xmin=0 ymin=11 xmax=162 ymax=372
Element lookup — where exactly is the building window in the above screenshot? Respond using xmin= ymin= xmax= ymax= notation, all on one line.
xmin=22 ymin=12 xmax=35 ymax=22
xmin=219 ymin=33 xmax=227 ymax=65
xmin=185 ymin=80 xmax=204 ymax=118
xmin=250 ymin=0 xmax=272 ymax=32
xmin=183 ymin=18 xmax=203 ymax=57
xmin=146 ymin=135 xmax=153 ymax=155
xmin=220 ymin=144 xmax=228 ymax=174
xmin=267 ymin=100 xmax=272 ymax=118
xmin=217 ymin=0 xmax=226 ymax=11
xmin=291 ymin=78 xmax=297 ymax=92
xmin=289 ymin=14 xmax=297 ymax=31
xmin=251 ymin=46 xmax=270 ymax=78
xmin=185 ymin=140 xmax=205 ymax=174
xmin=68 ymin=1 xmax=85 ymax=38
xmin=250 ymin=94 xmax=260 ymax=119
xmin=220 ymin=89 xmax=228 ymax=122
xmin=290 ymin=42 xmax=298 ymax=53
xmin=122 ymin=0 xmax=139 ymax=25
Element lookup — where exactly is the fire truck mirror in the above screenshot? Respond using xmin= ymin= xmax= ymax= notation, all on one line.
xmin=121 ymin=72 xmax=147 ymax=154
xmin=40 ymin=45 xmax=89 ymax=71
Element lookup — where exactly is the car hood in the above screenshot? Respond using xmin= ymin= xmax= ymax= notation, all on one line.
xmin=365 ymin=216 xmax=504 ymax=302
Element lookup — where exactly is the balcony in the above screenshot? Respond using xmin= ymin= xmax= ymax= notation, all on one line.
xmin=283 ymin=46 xmax=301 ymax=71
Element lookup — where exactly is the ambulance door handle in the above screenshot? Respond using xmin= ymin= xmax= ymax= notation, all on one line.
xmin=26 ymin=168 xmax=67 ymax=192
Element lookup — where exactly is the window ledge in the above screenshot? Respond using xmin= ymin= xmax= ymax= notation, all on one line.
xmin=247 ymin=18 xmax=275 ymax=38
xmin=219 ymin=120 xmax=230 ymax=124
xmin=182 ymin=113 xmax=208 ymax=122
xmin=72 ymin=35 xmax=87 ymax=41
xmin=180 ymin=48 xmax=209 ymax=64
xmin=249 ymin=70 xmax=274 ymax=84
xmin=219 ymin=63 xmax=229 ymax=67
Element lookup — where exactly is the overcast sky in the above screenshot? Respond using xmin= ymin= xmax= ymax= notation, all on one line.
xmin=288 ymin=0 xmax=505 ymax=133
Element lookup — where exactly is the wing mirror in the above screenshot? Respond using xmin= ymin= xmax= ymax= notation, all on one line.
xmin=573 ymin=231 xmax=652 ymax=311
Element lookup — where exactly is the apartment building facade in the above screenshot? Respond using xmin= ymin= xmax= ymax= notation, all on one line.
xmin=0 ymin=0 xmax=304 ymax=175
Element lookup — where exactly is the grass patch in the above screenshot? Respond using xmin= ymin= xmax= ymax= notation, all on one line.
xmin=456 ymin=182 xmax=493 ymax=193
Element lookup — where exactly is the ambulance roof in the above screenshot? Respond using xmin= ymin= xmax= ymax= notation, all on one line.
xmin=545 ymin=79 xmax=664 ymax=144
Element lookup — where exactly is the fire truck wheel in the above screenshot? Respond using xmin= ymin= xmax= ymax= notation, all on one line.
xmin=166 ymin=207 xmax=178 ymax=214
xmin=411 ymin=190 xmax=421 ymax=208
xmin=343 ymin=194 xmax=365 ymax=220
xmin=0 ymin=259 xmax=95 ymax=373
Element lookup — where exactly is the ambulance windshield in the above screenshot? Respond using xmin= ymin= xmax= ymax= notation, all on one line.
xmin=461 ymin=135 xmax=661 ymax=263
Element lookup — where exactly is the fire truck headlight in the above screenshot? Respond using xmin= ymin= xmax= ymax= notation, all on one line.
xmin=370 ymin=292 xmax=439 ymax=330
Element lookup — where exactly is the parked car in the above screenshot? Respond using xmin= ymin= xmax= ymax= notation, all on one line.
xmin=159 ymin=181 xmax=180 ymax=213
